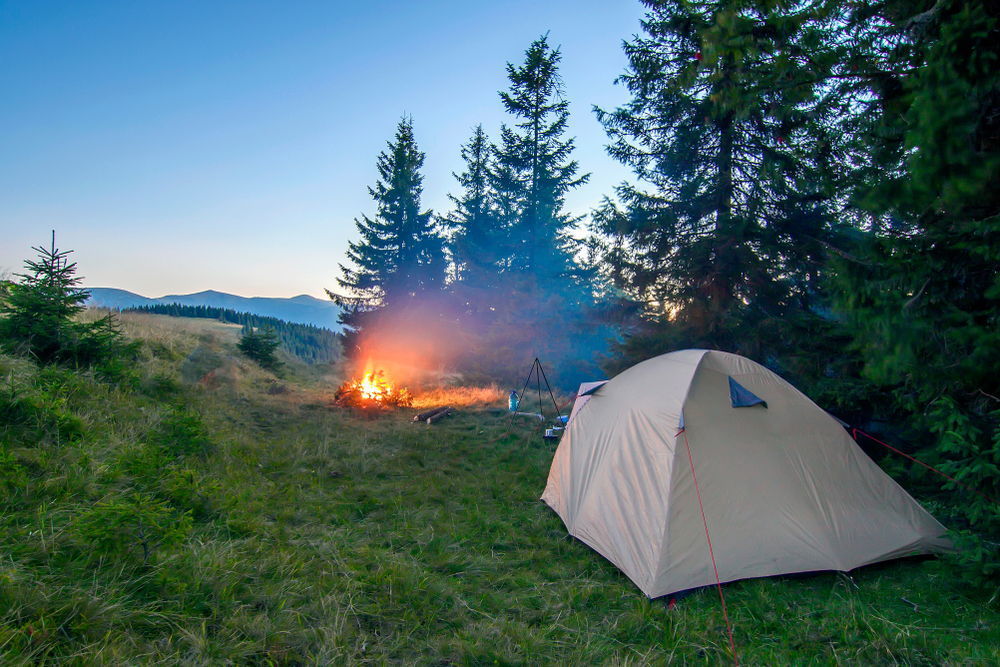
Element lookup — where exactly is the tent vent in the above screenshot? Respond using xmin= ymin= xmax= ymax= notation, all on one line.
xmin=579 ymin=381 xmax=608 ymax=397
xmin=728 ymin=377 xmax=767 ymax=408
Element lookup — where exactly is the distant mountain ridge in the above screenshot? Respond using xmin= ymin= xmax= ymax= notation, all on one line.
xmin=86 ymin=288 xmax=343 ymax=332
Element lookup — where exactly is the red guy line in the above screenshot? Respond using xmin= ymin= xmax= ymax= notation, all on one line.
xmin=851 ymin=428 xmax=998 ymax=506
xmin=679 ymin=428 xmax=739 ymax=665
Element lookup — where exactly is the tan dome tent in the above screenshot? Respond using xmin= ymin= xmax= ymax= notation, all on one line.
xmin=542 ymin=349 xmax=951 ymax=598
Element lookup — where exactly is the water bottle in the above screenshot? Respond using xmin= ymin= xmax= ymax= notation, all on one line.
xmin=508 ymin=390 xmax=519 ymax=412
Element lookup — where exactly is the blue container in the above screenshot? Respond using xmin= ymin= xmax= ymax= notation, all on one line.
xmin=508 ymin=390 xmax=519 ymax=412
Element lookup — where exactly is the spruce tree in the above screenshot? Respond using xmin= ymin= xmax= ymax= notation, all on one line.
xmin=444 ymin=125 xmax=504 ymax=288
xmin=594 ymin=0 xmax=843 ymax=358
xmin=493 ymin=34 xmax=589 ymax=282
xmin=830 ymin=0 xmax=999 ymax=580
xmin=238 ymin=324 xmax=282 ymax=371
xmin=0 ymin=233 xmax=125 ymax=366
xmin=333 ymin=117 xmax=446 ymax=324
xmin=487 ymin=35 xmax=611 ymax=383
xmin=438 ymin=36 xmax=612 ymax=382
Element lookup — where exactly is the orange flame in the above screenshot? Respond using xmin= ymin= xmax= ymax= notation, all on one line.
xmin=335 ymin=363 xmax=413 ymax=408
xmin=355 ymin=369 xmax=392 ymax=402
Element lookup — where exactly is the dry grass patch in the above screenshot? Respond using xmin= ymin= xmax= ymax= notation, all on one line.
xmin=411 ymin=384 xmax=507 ymax=409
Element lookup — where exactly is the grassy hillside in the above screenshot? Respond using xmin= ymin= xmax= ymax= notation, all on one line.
xmin=1 ymin=314 xmax=997 ymax=663
xmin=121 ymin=304 xmax=342 ymax=365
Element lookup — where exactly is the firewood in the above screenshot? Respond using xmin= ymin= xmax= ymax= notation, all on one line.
xmin=413 ymin=406 xmax=450 ymax=422
xmin=426 ymin=408 xmax=454 ymax=424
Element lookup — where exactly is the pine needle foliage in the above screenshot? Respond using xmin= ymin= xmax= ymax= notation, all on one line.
xmin=237 ymin=325 xmax=282 ymax=372
xmin=493 ymin=34 xmax=589 ymax=281
xmin=828 ymin=0 xmax=1000 ymax=585
xmin=444 ymin=125 xmax=504 ymax=289
xmin=0 ymin=234 xmax=128 ymax=368
xmin=334 ymin=117 xmax=446 ymax=316
xmin=594 ymin=0 xmax=846 ymax=358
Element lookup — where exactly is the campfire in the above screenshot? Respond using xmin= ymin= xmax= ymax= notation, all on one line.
xmin=335 ymin=368 xmax=412 ymax=409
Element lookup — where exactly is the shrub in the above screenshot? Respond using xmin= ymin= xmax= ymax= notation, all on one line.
xmin=0 ymin=447 xmax=28 ymax=495
xmin=151 ymin=408 xmax=213 ymax=458
xmin=925 ymin=398 xmax=1000 ymax=591
xmin=0 ymin=380 xmax=83 ymax=447
xmin=139 ymin=372 xmax=183 ymax=400
xmin=159 ymin=466 xmax=219 ymax=521
xmin=72 ymin=492 xmax=192 ymax=565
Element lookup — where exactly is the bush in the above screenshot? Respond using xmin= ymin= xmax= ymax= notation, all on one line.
xmin=159 ymin=466 xmax=219 ymax=521
xmin=72 ymin=492 xmax=192 ymax=565
xmin=0 ymin=447 xmax=28 ymax=495
xmin=151 ymin=408 xmax=213 ymax=458
xmin=942 ymin=530 xmax=1000 ymax=596
xmin=139 ymin=372 xmax=183 ymax=400
xmin=0 ymin=380 xmax=83 ymax=447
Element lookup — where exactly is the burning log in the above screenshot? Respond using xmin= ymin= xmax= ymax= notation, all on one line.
xmin=335 ymin=369 xmax=412 ymax=409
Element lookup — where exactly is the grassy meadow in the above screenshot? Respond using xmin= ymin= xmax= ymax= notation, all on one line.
xmin=1 ymin=313 xmax=998 ymax=664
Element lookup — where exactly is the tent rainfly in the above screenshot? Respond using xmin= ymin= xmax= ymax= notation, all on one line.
xmin=542 ymin=349 xmax=951 ymax=598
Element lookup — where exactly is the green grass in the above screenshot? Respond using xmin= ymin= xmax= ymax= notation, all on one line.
xmin=1 ymin=314 xmax=997 ymax=663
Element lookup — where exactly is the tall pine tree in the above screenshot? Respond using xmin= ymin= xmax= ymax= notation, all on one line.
xmin=331 ymin=117 xmax=450 ymax=368
xmin=333 ymin=117 xmax=446 ymax=329
xmin=493 ymin=34 xmax=589 ymax=283
xmin=444 ymin=125 xmax=504 ymax=288
xmin=439 ymin=36 xmax=612 ymax=383
xmin=595 ymin=0 xmax=844 ymax=362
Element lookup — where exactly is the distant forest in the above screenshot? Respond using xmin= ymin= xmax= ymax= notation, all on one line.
xmin=125 ymin=304 xmax=341 ymax=364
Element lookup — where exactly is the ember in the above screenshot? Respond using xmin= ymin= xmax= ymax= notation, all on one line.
xmin=335 ymin=368 xmax=412 ymax=408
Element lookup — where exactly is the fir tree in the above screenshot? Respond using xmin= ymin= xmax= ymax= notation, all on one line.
xmin=830 ymin=0 xmax=999 ymax=581
xmin=444 ymin=125 xmax=504 ymax=288
xmin=333 ymin=117 xmax=446 ymax=324
xmin=493 ymin=34 xmax=589 ymax=282
xmin=330 ymin=117 xmax=453 ymax=368
xmin=0 ymin=233 xmax=124 ymax=366
xmin=437 ymin=36 xmax=612 ymax=383
xmin=594 ymin=0 xmax=844 ymax=357
xmin=238 ymin=325 xmax=282 ymax=371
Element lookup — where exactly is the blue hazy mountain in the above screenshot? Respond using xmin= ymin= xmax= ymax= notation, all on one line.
xmin=86 ymin=288 xmax=343 ymax=331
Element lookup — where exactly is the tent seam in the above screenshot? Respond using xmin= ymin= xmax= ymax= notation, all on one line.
xmin=650 ymin=349 xmax=711 ymax=590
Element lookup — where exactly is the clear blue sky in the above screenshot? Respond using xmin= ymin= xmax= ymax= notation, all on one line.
xmin=0 ymin=0 xmax=645 ymax=298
